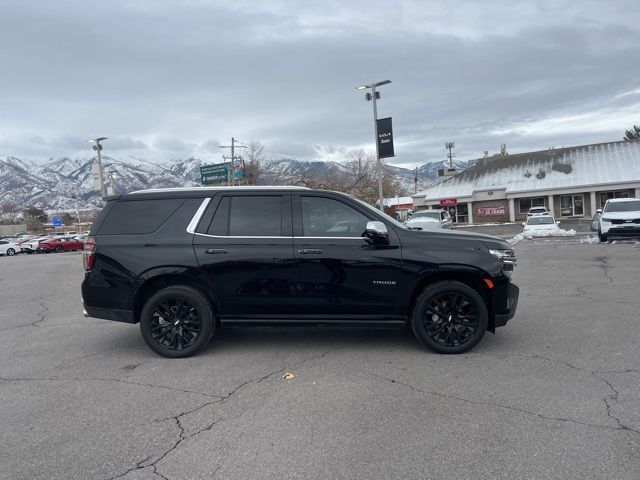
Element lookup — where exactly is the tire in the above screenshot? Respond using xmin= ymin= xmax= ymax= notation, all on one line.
xmin=55 ymin=246 xmax=63 ymax=253
xmin=411 ymin=280 xmax=488 ymax=354
xmin=598 ymin=230 xmax=607 ymax=243
xmin=6 ymin=248 xmax=15 ymax=256
xmin=140 ymin=285 xmax=214 ymax=358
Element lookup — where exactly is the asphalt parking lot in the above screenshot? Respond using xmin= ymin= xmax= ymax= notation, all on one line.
xmin=1 ymin=240 xmax=639 ymax=480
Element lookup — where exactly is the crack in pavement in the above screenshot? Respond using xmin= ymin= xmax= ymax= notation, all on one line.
xmin=104 ymin=331 xmax=384 ymax=480
xmin=0 ymin=297 xmax=49 ymax=331
xmin=360 ymin=368 xmax=639 ymax=435
xmin=463 ymin=352 xmax=640 ymax=435
xmin=0 ymin=376 xmax=221 ymax=400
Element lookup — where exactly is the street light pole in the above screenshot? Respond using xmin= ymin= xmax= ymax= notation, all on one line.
xmin=356 ymin=80 xmax=391 ymax=211
xmin=89 ymin=137 xmax=108 ymax=200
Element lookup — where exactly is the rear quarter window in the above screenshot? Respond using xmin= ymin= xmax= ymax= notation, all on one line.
xmin=97 ymin=199 xmax=186 ymax=235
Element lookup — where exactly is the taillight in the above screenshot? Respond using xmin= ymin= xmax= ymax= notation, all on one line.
xmin=83 ymin=236 xmax=96 ymax=270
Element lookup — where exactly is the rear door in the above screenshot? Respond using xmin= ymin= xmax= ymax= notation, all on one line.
xmin=290 ymin=193 xmax=404 ymax=321
xmin=193 ymin=192 xmax=295 ymax=321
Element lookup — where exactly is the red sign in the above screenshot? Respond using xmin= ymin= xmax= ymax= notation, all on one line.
xmin=439 ymin=198 xmax=457 ymax=206
xmin=477 ymin=206 xmax=506 ymax=216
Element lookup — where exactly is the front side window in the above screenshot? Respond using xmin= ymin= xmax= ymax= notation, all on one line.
xmin=301 ymin=196 xmax=369 ymax=237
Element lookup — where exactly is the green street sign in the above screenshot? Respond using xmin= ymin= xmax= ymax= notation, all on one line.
xmin=200 ymin=163 xmax=228 ymax=185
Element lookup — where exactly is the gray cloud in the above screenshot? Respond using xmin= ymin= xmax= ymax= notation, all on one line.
xmin=0 ymin=0 xmax=639 ymax=167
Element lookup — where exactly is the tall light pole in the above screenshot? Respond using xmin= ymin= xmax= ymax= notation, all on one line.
xmin=89 ymin=137 xmax=108 ymax=199
xmin=219 ymin=137 xmax=247 ymax=186
xmin=356 ymin=80 xmax=391 ymax=211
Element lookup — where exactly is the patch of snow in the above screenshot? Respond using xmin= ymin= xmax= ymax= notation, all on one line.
xmin=579 ymin=236 xmax=600 ymax=244
xmin=508 ymin=227 xmax=577 ymax=244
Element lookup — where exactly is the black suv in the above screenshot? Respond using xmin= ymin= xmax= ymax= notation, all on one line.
xmin=82 ymin=187 xmax=519 ymax=357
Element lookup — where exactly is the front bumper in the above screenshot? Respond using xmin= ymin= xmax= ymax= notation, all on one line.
xmin=495 ymin=282 xmax=519 ymax=327
xmin=601 ymin=225 xmax=640 ymax=238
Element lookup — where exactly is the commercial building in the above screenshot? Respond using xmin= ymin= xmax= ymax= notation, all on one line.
xmin=412 ymin=140 xmax=640 ymax=224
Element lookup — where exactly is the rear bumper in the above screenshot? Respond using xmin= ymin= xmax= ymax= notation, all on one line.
xmin=495 ymin=282 xmax=519 ymax=327
xmin=84 ymin=304 xmax=135 ymax=323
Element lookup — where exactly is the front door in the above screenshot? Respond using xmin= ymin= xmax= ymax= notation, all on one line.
xmin=290 ymin=193 xmax=404 ymax=322
xmin=193 ymin=193 xmax=295 ymax=320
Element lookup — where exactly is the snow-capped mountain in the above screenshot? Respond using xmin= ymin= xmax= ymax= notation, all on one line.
xmin=0 ymin=155 xmax=467 ymax=210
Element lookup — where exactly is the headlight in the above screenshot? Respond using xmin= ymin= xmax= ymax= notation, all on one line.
xmin=600 ymin=217 xmax=612 ymax=223
xmin=489 ymin=248 xmax=516 ymax=276
xmin=488 ymin=248 xmax=515 ymax=260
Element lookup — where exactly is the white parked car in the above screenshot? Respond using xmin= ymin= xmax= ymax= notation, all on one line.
xmin=0 ymin=239 xmax=20 ymax=256
xmin=523 ymin=215 xmax=558 ymax=232
xmin=598 ymin=198 xmax=640 ymax=242
xmin=407 ymin=210 xmax=453 ymax=229
xmin=527 ymin=206 xmax=550 ymax=217
xmin=18 ymin=236 xmax=50 ymax=254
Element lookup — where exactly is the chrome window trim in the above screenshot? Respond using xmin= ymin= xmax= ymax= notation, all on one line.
xmin=192 ymin=232 xmax=365 ymax=240
xmin=186 ymin=198 xmax=211 ymax=234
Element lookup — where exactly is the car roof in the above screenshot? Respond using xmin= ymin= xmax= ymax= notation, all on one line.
xmin=606 ymin=197 xmax=640 ymax=203
xmin=121 ymin=185 xmax=310 ymax=200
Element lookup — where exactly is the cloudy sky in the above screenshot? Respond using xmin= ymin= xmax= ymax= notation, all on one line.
xmin=1 ymin=0 xmax=639 ymax=168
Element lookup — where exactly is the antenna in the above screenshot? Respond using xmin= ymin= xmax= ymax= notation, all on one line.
xmin=445 ymin=141 xmax=456 ymax=168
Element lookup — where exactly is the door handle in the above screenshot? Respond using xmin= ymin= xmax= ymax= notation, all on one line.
xmin=205 ymin=248 xmax=229 ymax=255
xmin=298 ymin=248 xmax=323 ymax=255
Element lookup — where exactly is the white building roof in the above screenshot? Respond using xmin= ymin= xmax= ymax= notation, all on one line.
xmin=414 ymin=140 xmax=640 ymax=201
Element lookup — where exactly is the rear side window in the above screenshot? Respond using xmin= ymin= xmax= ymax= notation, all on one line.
xmin=300 ymin=196 xmax=369 ymax=237
xmin=212 ymin=196 xmax=282 ymax=236
xmin=98 ymin=199 xmax=185 ymax=235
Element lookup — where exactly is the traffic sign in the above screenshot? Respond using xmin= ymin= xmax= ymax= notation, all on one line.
xmin=52 ymin=217 xmax=63 ymax=228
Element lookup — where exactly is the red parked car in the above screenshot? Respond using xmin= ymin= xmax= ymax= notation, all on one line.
xmin=37 ymin=236 xmax=84 ymax=253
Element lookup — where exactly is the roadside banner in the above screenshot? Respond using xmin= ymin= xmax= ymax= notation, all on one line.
xmin=376 ymin=117 xmax=395 ymax=158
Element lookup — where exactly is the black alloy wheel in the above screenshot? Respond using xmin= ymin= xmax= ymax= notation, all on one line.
xmin=55 ymin=245 xmax=63 ymax=253
xmin=6 ymin=248 xmax=15 ymax=256
xmin=140 ymin=286 xmax=214 ymax=358
xmin=412 ymin=281 xmax=488 ymax=354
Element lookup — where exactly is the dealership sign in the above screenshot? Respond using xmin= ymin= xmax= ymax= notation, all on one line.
xmin=376 ymin=117 xmax=395 ymax=158
xmin=477 ymin=206 xmax=506 ymax=216
xmin=200 ymin=162 xmax=245 ymax=185
xmin=439 ymin=198 xmax=457 ymax=206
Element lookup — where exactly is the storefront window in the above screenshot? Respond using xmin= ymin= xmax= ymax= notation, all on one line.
xmin=518 ymin=197 xmax=546 ymax=214
xmin=560 ymin=194 xmax=584 ymax=216
xmin=598 ymin=190 xmax=629 ymax=208
xmin=454 ymin=203 xmax=468 ymax=223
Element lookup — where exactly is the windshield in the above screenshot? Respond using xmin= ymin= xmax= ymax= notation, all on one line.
xmin=412 ymin=211 xmax=440 ymax=220
xmin=604 ymin=200 xmax=640 ymax=213
xmin=527 ymin=216 xmax=554 ymax=225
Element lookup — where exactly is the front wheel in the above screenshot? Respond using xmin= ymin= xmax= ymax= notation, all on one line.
xmin=411 ymin=281 xmax=488 ymax=354
xmin=6 ymin=248 xmax=16 ymax=256
xmin=598 ymin=230 xmax=607 ymax=243
xmin=55 ymin=245 xmax=63 ymax=253
xmin=140 ymin=285 xmax=214 ymax=358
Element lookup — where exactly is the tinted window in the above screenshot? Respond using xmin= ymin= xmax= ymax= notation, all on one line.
xmin=413 ymin=211 xmax=440 ymax=220
xmin=98 ymin=199 xmax=185 ymax=235
xmin=528 ymin=216 xmax=554 ymax=225
xmin=228 ymin=196 xmax=282 ymax=236
xmin=301 ymin=196 xmax=368 ymax=237
xmin=206 ymin=196 xmax=230 ymax=235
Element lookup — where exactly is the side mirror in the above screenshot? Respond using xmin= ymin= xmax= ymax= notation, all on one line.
xmin=596 ymin=209 xmax=602 ymax=214
xmin=364 ymin=221 xmax=389 ymax=245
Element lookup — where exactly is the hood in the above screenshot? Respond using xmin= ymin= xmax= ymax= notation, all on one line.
xmin=403 ymin=226 xmax=511 ymax=250
xmin=601 ymin=211 xmax=640 ymax=220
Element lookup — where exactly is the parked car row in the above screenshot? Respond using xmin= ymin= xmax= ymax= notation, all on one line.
xmin=0 ymin=233 xmax=89 ymax=256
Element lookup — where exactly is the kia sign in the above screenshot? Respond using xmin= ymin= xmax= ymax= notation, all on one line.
xmin=439 ymin=198 xmax=457 ymax=206
xmin=376 ymin=117 xmax=394 ymax=158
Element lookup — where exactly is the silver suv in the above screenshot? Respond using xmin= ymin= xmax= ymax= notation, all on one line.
xmin=406 ymin=209 xmax=453 ymax=230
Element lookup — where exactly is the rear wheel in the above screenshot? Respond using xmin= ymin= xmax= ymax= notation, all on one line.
xmin=55 ymin=245 xmax=63 ymax=253
xmin=140 ymin=285 xmax=214 ymax=358
xmin=411 ymin=281 xmax=488 ymax=354
xmin=6 ymin=248 xmax=15 ymax=256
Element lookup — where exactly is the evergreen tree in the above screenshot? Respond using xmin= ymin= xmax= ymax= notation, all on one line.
xmin=624 ymin=125 xmax=640 ymax=141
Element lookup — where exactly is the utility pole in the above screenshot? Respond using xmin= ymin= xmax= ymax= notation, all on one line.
xmin=219 ymin=137 xmax=247 ymax=186
xmin=414 ymin=167 xmax=418 ymax=194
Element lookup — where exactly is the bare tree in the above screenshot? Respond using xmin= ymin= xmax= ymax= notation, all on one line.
xmin=244 ymin=140 xmax=265 ymax=185
xmin=0 ymin=202 xmax=20 ymax=225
